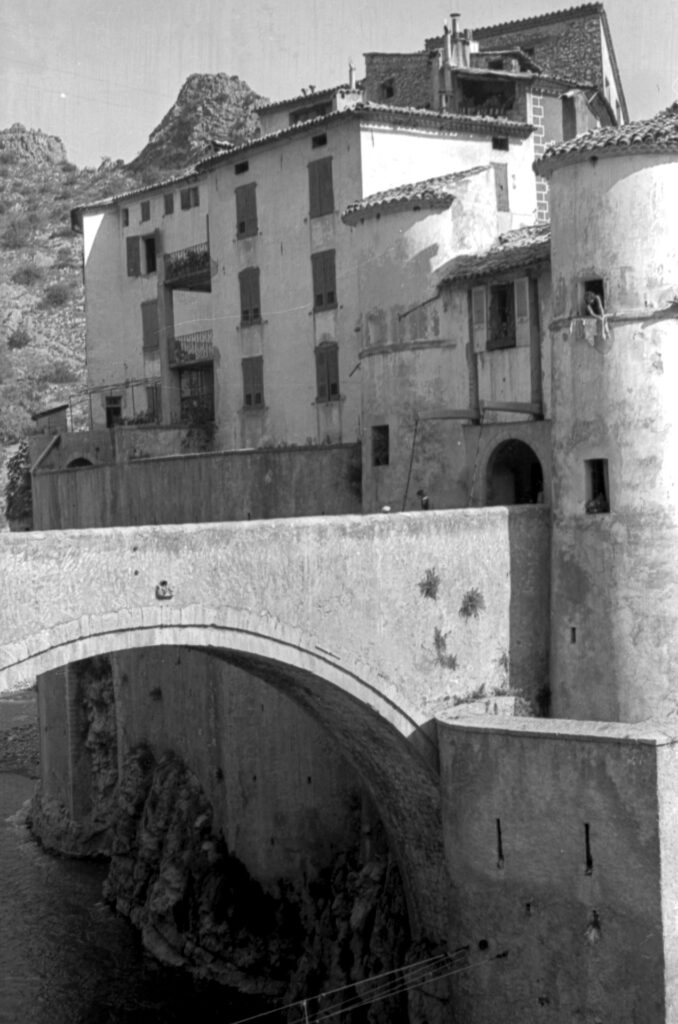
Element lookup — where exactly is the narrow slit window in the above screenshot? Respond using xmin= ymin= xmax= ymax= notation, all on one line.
xmin=372 ymin=425 xmax=389 ymax=467
xmin=584 ymin=823 xmax=593 ymax=874
xmin=585 ymin=459 xmax=609 ymax=514
xmin=496 ymin=818 xmax=504 ymax=868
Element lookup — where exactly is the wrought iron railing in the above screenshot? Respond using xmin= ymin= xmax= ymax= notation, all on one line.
xmin=168 ymin=329 xmax=213 ymax=366
xmin=164 ymin=241 xmax=210 ymax=285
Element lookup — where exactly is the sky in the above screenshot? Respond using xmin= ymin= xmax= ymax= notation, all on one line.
xmin=1 ymin=0 xmax=676 ymax=168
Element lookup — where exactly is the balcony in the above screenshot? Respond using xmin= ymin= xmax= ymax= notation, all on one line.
xmin=164 ymin=241 xmax=211 ymax=291
xmin=168 ymin=329 xmax=213 ymax=368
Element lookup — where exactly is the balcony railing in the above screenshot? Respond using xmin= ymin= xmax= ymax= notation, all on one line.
xmin=164 ymin=241 xmax=211 ymax=289
xmin=168 ymin=329 xmax=214 ymax=367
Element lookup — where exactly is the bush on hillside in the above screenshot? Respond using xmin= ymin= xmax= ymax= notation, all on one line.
xmin=2 ymin=215 xmax=33 ymax=249
xmin=7 ymin=326 xmax=32 ymax=350
xmin=42 ymin=282 xmax=71 ymax=308
xmin=11 ymin=263 xmax=44 ymax=287
xmin=36 ymin=357 xmax=77 ymax=384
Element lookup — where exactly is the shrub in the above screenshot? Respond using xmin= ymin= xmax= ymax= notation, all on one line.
xmin=54 ymin=245 xmax=73 ymax=268
xmin=11 ymin=263 xmax=44 ymax=286
xmin=2 ymin=215 xmax=33 ymax=248
xmin=0 ymin=151 xmax=18 ymax=167
xmin=37 ymin=357 xmax=77 ymax=383
xmin=42 ymin=282 xmax=71 ymax=308
xmin=4 ymin=440 xmax=33 ymax=523
xmin=60 ymin=160 xmax=78 ymax=174
xmin=7 ymin=326 xmax=32 ymax=349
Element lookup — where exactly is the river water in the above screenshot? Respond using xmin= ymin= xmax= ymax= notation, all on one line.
xmin=0 ymin=772 xmax=271 ymax=1024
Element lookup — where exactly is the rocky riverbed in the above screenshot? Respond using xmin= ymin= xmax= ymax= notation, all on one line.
xmin=0 ymin=686 xmax=40 ymax=778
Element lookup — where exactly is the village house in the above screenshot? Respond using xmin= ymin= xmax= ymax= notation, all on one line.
xmin=60 ymin=4 xmax=626 ymax=519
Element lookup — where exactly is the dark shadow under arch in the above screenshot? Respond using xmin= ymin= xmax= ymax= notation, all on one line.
xmin=486 ymin=439 xmax=543 ymax=506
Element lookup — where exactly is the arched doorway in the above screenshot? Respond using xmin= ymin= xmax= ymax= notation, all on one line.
xmin=486 ymin=439 xmax=543 ymax=505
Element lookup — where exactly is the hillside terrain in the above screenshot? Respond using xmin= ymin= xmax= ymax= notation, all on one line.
xmin=0 ymin=75 xmax=262 ymax=524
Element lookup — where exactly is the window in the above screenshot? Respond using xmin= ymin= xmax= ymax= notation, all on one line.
xmin=488 ymin=59 xmax=504 ymax=70
xmin=308 ymin=157 xmax=334 ymax=218
xmin=235 ymin=183 xmax=258 ymax=238
xmin=141 ymin=300 xmax=159 ymax=351
xmin=140 ymin=200 xmax=150 ymax=222
xmin=583 ymin=278 xmax=605 ymax=316
xmin=487 ymin=283 xmax=516 ymax=350
xmin=492 ymin=163 xmax=509 ymax=212
xmin=315 ymin=343 xmax=339 ymax=401
xmin=180 ymin=186 xmax=200 ymax=210
xmin=380 ymin=78 xmax=395 ymax=100
xmin=105 ymin=395 xmax=122 ymax=428
xmin=164 ymin=193 xmax=174 ymax=215
xmin=585 ymin=459 xmax=609 ymax=513
xmin=311 ymin=133 xmax=327 ymax=148
xmin=143 ymin=236 xmax=156 ymax=274
xmin=242 ymin=356 xmax=264 ymax=407
xmin=311 ymin=250 xmax=336 ymax=310
xmin=122 ymin=208 xmax=129 ymax=228
xmin=492 ymin=136 xmax=509 ymax=151
xmin=239 ymin=267 xmax=261 ymax=324
xmin=146 ymin=383 xmax=161 ymax=421
xmin=126 ymin=236 xmax=141 ymax=277
xmin=235 ymin=160 xmax=249 ymax=175
xmin=180 ymin=366 xmax=214 ymax=423
xmin=372 ymin=425 xmax=389 ymax=467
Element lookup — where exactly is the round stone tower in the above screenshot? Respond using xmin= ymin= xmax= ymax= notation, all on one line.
xmin=536 ymin=104 xmax=678 ymax=722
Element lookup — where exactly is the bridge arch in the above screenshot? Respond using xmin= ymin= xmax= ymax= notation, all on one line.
xmin=4 ymin=604 xmax=447 ymax=942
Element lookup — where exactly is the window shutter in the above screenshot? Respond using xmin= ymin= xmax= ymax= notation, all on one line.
xmin=236 ymin=184 xmax=258 ymax=238
xmin=471 ymin=286 xmax=486 ymax=352
xmin=141 ymin=300 xmax=159 ymax=350
xmin=239 ymin=267 xmax=261 ymax=323
xmin=316 ymin=347 xmax=328 ymax=401
xmin=492 ymin=163 xmax=509 ymax=212
xmin=515 ymin=278 xmax=529 ymax=320
xmin=309 ymin=158 xmax=334 ymax=218
xmin=242 ymin=356 xmax=264 ymax=406
xmin=312 ymin=250 xmax=336 ymax=309
xmin=126 ymin=236 xmax=141 ymax=277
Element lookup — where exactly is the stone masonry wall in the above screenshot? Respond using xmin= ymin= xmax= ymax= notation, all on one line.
xmin=363 ymin=53 xmax=433 ymax=109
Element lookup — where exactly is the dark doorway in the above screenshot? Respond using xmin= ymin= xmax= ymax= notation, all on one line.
xmin=486 ymin=439 xmax=543 ymax=505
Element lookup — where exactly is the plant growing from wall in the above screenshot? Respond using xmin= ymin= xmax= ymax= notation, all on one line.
xmin=459 ymin=587 xmax=485 ymax=621
xmin=4 ymin=439 xmax=32 ymax=525
xmin=418 ymin=568 xmax=440 ymax=600
xmin=433 ymin=627 xmax=457 ymax=670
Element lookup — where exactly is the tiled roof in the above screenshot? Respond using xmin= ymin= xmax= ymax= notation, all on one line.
xmin=71 ymin=167 xmax=201 ymax=216
xmin=534 ymin=102 xmax=678 ymax=174
xmin=255 ymin=85 xmax=349 ymax=113
xmin=437 ymin=223 xmax=551 ymax=285
xmin=196 ymin=103 xmax=532 ymax=171
xmin=342 ymin=166 xmax=488 ymax=224
xmin=472 ymin=3 xmax=603 ymax=37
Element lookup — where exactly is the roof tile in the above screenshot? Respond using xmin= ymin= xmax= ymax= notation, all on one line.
xmin=437 ymin=223 xmax=551 ymax=284
xmin=535 ymin=101 xmax=678 ymax=173
xmin=342 ymin=166 xmax=488 ymax=223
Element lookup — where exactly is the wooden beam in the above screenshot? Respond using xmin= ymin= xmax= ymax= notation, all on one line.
xmin=479 ymin=401 xmax=543 ymax=416
xmin=417 ymin=408 xmax=480 ymax=422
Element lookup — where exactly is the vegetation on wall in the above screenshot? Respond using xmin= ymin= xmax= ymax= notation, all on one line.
xmin=4 ymin=439 xmax=32 ymax=524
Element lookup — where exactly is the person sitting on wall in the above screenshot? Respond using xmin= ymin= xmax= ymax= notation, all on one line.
xmin=416 ymin=489 xmax=430 ymax=510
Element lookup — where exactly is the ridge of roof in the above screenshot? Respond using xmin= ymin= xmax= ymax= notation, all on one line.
xmin=71 ymin=167 xmax=201 ymax=216
xmin=534 ymin=101 xmax=678 ymax=174
xmin=196 ymin=103 xmax=533 ymax=171
xmin=255 ymin=84 xmax=351 ymax=113
xmin=342 ymin=166 xmax=489 ymax=223
xmin=472 ymin=3 xmax=603 ymax=37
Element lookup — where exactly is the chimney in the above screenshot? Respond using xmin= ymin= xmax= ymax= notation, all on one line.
xmin=443 ymin=20 xmax=453 ymax=67
xmin=349 ymin=60 xmax=356 ymax=90
xmin=450 ymin=11 xmax=460 ymax=39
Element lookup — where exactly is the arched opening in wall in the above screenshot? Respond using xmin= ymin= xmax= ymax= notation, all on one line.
xmin=486 ymin=439 xmax=543 ymax=505
xmin=28 ymin=635 xmax=446 ymax=1021
xmin=66 ymin=457 xmax=93 ymax=468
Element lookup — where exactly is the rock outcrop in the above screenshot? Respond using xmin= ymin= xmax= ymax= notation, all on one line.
xmin=128 ymin=73 xmax=263 ymax=174
xmin=0 ymin=123 xmax=67 ymax=166
xmin=104 ymin=746 xmax=411 ymax=1021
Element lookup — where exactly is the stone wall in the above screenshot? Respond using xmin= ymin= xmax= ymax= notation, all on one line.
xmin=31 ymin=442 xmax=361 ymax=530
xmin=438 ymin=716 xmax=678 ymax=1024
xmin=363 ymin=52 xmax=433 ymax=108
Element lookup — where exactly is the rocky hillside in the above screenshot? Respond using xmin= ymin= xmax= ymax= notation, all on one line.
xmin=128 ymin=73 xmax=262 ymax=174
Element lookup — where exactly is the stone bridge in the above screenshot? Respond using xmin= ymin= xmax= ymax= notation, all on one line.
xmin=1 ymin=507 xmax=549 ymax=942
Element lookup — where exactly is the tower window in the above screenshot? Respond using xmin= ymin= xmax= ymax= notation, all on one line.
xmin=372 ymin=425 xmax=389 ymax=467
xmin=583 ymin=279 xmax=605 ymax=316
xmin=585 ymin=459 xmax=609 ymax=514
